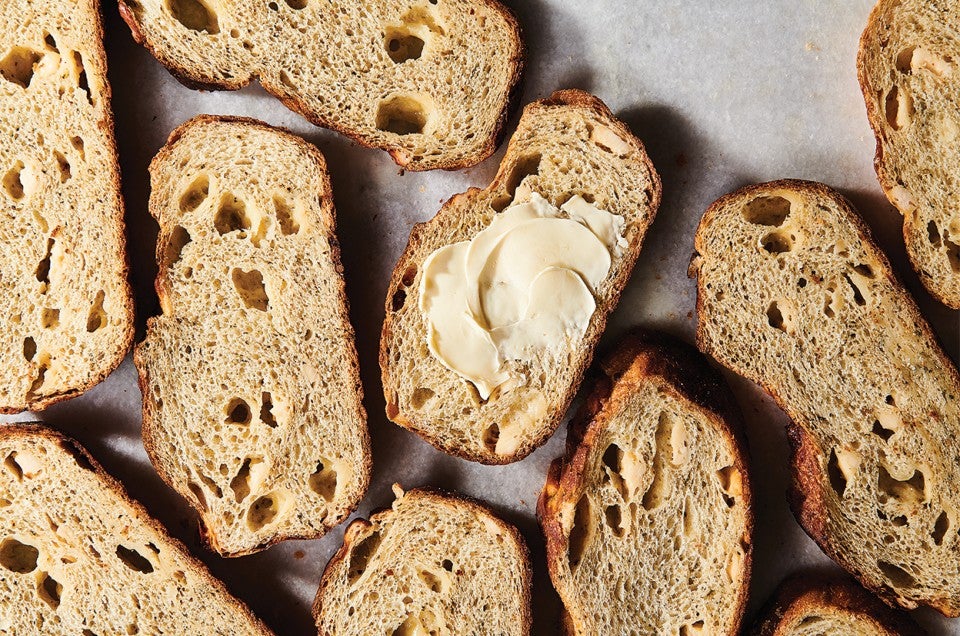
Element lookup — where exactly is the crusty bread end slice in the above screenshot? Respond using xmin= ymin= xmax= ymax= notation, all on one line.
xmin=692 ymin=179 xmax=960 ymax=614
xmin=538 ymin=331 xmax=753 ymax=635
xmin=0 ymin=424 xmax=271 ymax=635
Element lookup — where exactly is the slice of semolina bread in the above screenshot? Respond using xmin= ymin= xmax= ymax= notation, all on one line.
xmin=135 ymin=116 xmax=370 ymax=557
xmin=380 ymin=89 xmax=662 ymax=464
xmin=0 ymin=0 xmax=134 ymax=412
xmin=753 ymin=573 xmax=925 ymax=636
xmin=691 ymin=180 xmax=960 ymax=614
xmin=538 ymin=331 xmax=754 ymax=635
xmin=0 ymin=424 xmax=272 ymax=635
xmin=858 ymin=0 xmax=960 ymax=307
xmin=117 ymin=0 xmax=523 ymax=171
xmin=313 ymin=485 xmax=531 ymax=636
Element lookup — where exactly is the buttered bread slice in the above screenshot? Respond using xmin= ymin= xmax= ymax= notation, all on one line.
xmin=0 ymin=0 xmax=133 ymax=411
xmin=135 ymin=116 xmax=370 ymax=556
xmin=381 ymin=90 xmax=661 ymax=464
xmin=692 ymin=180 xmax=960 ymax=614
xmin=0 ymin=424 xmax=271 ymax=635
xmin=539 ymin=332 xmax=753 ymax=635
xmin=118 ymin=0 xmax=523 ymax=171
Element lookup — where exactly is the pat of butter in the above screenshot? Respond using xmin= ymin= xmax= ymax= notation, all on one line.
xmin=419 ymin=191 xmax=625 ymax=400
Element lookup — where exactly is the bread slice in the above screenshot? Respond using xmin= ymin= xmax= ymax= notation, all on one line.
xmin=0 ymin=0 xmax=134 ymax=412
xmin=117 ymin=0 xmax=523 ymax=172
xmin=691 ymin=179 xmax=960 ymax=614
xmin=0 ymin=424 xmax=271 ymax=634
xmin=134 ymin=116 xmax=370 ymax=557
xmin=313 ymin=485 xmax=531 ymax=636
xmin=858 ymin=0 xmax=960 ymax=308
xmin=380 ymin=89 xmax=662 ymax=464
xmin=753 ymin=573 xmax=925 ymax=636
xmin=538 ymin=331 xmax=753 ymax=635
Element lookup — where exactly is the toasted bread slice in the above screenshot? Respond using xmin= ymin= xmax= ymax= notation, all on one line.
xmin=380 ymin=90 xmax=662 ymax=464
xmin=753 ymin=573 xmax=925 ymax=636
xmin=0 ymin=424 xmax=271 ymax=635
xmin=858 ymin=0 xmax=960 ymax=308
xmin=538 ymin=331 xmax=753 ymax=635
xmin=313 ymin=485 xmax=531 ymax=636
xmin=0 ymin=0 xmax=134 ymax=412
xmin=117 ymin=0 xmax=523 ymax=172
xmin=691 ymin=180 xmax=960 ymax=614
xmin=134 ymin=116 xmax=370 ymax=556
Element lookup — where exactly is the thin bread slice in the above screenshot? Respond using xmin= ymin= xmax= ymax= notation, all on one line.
xmin=0 ymin=424 xmax=271 ymax=635
xmin=753 ymin=573 xmax=926 ymax=636
xmin=313 ymin=485 xmax=531 ymax=636
xmin=380 ymin=89 xmax=662 ymax=464
xmin=858 ymin=0 xmax=960 ymax=308
xmin=134 ymin=116 xmax=370 ymax=556
xmin=0 ymin=0 xmax=134 ymax=412
xmin=117 ymin=0 xmax=523 ymax=172
xmin=538 ymin=331 xmax=754 ymax=635
xmin=691 ymin=179 xmax=960 ymax=614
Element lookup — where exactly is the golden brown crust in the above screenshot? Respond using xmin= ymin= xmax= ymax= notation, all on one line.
xmin=134 ymin=115 xmax=371 ymax=557
xmin=379 ymin=89 xmax=663 ymax=464
xmin=0 ymin=423 xmax=273 ymax=634
xmin=312 ymin=485 xmax=533 ymax=636
xmin=752 ymin=572 xmax=926 ymax=636
xmin=537 ymin=329 xmax=754 ymax=635
xmin=116 ymin=0 xmax=525 ymax=172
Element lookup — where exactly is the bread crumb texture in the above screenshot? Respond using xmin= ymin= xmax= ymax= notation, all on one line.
xmin=314 ymin=487 xmax=531 ymax=636
xmin=0 ymin=0 xmax=133 ymax=412
xmin=859 ymin=0 xmax=960 ymax=307
xmin=380 ymin=90 xmax=661 ymax=464
xmin=539 ymin=334 xmax=752 ymax=635
xmin=135 ymin=117 xmax=370 ymax=556
xmin=693 ymin=180 xmax=960 ymax=615
xmin=0 ymin=425 xmax=271 ymax=635
xmin=118 ymin=0 xmax=523 ymax=171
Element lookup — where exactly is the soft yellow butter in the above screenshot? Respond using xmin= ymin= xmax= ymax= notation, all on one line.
xmin=419 ymin=191 xmax=625 ymax=399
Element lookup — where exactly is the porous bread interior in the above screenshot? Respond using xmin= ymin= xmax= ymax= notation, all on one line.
xmin=315 ymin=488 xmax=528 ymax=636
xmin=777 ymin=610 xmax=891 ymax=636
xmin=859 ymin=0 xmax=960 ymax=307
xmin=0 ymin=0 xmax=132 ymax=410
xmin=0 ymin=428 xmax=268 ymax=635
xmin=136 ymin=118 xmax=369 ymax=556
xmin=694 ymin=183 xmax=960 ymax=612
xmin=547 ymin=377 xmax=750 ymax=635
xmin=119 ymin=0 xmax=521 ymax=171
xmin=383 ymin=94 xmax=659 ymax=463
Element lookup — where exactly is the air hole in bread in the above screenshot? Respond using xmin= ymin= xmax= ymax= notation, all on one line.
xmin=493 ymin=153 xmax=542 ymax=211
xmin=946 ymin=236 xmax=960 ymax=272
xmin=878 ymin=465 xmax=926 ymax=505
xmin=224 ymin=397 xmax=252 ymax=425
xmin=164 ymin=225 xmax=191 ymax=271
xmin=37 ymin=571 xmax=62 ymax=608
xmin=417 ymin=568 xmax=446 ymax=593
xmin=70 ymin=52 xmax=92 ymax=105
xmin=896 ymin=46 xmax=916 ymax=73
xmin=0 ymin=538 xmax=39 ymax=573
xmin=884 ymin=85 xmax=914 ymax=131
xmin=231 ymin=268 xmax=269 ymax=311
xmin=760 ymin=231 xmax=792 ymax=254
xmin=481 ymin=423 xmax=500 ymax=453
xmin=70 ymin=135 xmax=85 ymax=159
xmin=410 ymin=387 xmax=434 ymax=410
xmin=0 ymin=47 xmax=41 ymax=88
xmin=391 ymin=288 xmax=407 ymax=312
xmin=115 ymin=545 xmax=154 ymax=574
xmin=308 ymin=460 xmax=337 ymax=501
xmin=215 ymin=193 xmax=251 ymax=234
xmin=679 ymin=621 xmax=705 ymax=635
xmin=716 ymin=466 xmax=741 ymax=507
xmin=393 ymin=615 xmax=429 ymax=636
xmin=589 ymin=123 xmax=632 ymax=156
xmin=682 ymin=496 xmax=696 ymax=537
xmin=187 ymin=481 xmax=208 ymax=511
xmin=347 ymin=530 xmax=383 ymax=585
xmin=823 ymin=286 xmax=837 ymax=318
xmin=284 ymin=0 xmax=307 ymax=8
xmin=22 ymin=337 xmax=36 ymax=361
xmin=247 ymin=493 xmax=283 ymax=530
xmin=35 ymin=237 xmax=53 ymax=286
xmin=827 ymin=449 xmax=847 ymax=497
xmin=86 ymin=290 xmax=106 ymax=332
xmin=259 ymin=392 xmax=278 ymax=427
xmin=43 ymin=33 xmax=58 ymax=53
xmin=401 ymin=264 xmax=418 ymax=287
xmin=273 ymin=194 xmax=302 ymax=235
xmin=853 ymin=263 xmax=876 ymax=279
xmin=41 ymin=308 xmax=59 ymax=329
xmin=843 ymin=274 xmax=866 ymax=306
xmin=53 ymin=151 xmax=71 ymax=182
xmin=643 ymin=413 xmax=674 ymax=510
xmin=604 ymin=504 xmax=625 ymax=537
xmin=166 ymin=0 xmax=220 ymax=34
xmin=743 ymin=195 xmax=791 ymax=226
xmin=230 ymin=457 xmax=258 ymax=503
xmin=871 ymin=420 xmax=895 ymax=442
xmin=932 ymin=511 xmax=950 ymax=546
xmin=878 ymin=560 xmax=917 ymax=588
xmin=766 ymin=301 xmax=786 ymax=332
xmin=26 ymin=362 xmax=48 ymax=400
xmin=567 ymin=494 xmax=594 ymax=569
xmin=3 ymin=161 xmax=27 ymax=200
xmin=601 ymin=443 xmax=629 ymax=500
xmin=376 ymin=94 xmax=433 ymax=136
xmin=385 ymin=28 xmax=425 ymax=64
xmin=179 ymin=175 xmax=210 ymax=212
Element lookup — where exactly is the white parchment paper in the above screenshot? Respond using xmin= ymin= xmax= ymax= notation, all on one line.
xmin=3 ymin=1 xmax=958 ymax=633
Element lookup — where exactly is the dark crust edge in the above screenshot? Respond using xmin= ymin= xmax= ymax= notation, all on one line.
xmin=690 ymin=178 xmax=960 ymax=616
xmin=311 ymin=485 xmax=534 ymax=636
xmin=378 ymin=88 xmax=664 ymax=465
xmin=536 ymin=329 xmax=755 ymax=635
xmin=2 ymin=0 xmax=136 ymax=414
xmin=132 ymin=115 xmax=372 ymax=557
xmin=116 ymin=0 xmax=525 ymax=173
xmin=0 ymin=423 xmax=274 ymax=634
xmin=751 ymin=572 xmax=926 ymax=636
xmin=855 ymin=0 xmax=960 ymax=309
